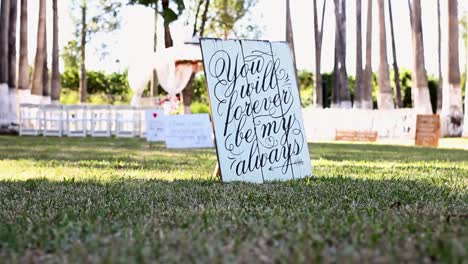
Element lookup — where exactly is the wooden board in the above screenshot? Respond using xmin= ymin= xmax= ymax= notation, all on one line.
xmin=415 ymin=114 xmax=440 ymax=147
xmin=200 ymin=38 xmax=313 ymax=183
xmin=335 ymin=130 xmax=378 ymax=142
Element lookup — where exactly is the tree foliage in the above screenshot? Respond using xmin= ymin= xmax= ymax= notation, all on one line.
xmin=69 ymin=0 xmax=122 ymax=57
xmin=61 ymin=69 xmax=128 ymax=94
xmin=189 ymin=0 xmax=259 ymax=39
xmin=70 ymin=0 xmax=122 ymax=41
xmin=128 ymin=0 xmax=185 ymax=25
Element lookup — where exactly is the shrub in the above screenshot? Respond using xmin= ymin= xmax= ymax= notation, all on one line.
xmin=191 ymin=101 xmax=210 ymax=114
xmin=192 ymin=74 xmax=209 ymax=104
xmin=61 ymin=69 xmax=131 ymax=101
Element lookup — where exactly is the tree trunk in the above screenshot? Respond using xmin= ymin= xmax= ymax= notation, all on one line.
xmin=333 ymin=0 xmax=350 ymax=108
xmin=151 ymin=5 xmax=158 ymax=97
xmin=51 ymin=0 xmax=60 ymax=102
xmin=7 ymin=0 xmax=17 ymax=124
xmin=313 ymin=0 xmax=326 ymax=108
xmin=463 ymin=13 xmax=468 ymax=137
xmin=182 ymin=72 xmax=195 ymax=114
xmin=0 ymin=0 xmax=10 ymax=127
xmin=388 ymin=0 xmax=402 ymax=108
xmin=354 ymin=0 xmax=363 ymax=109
xmin=377 ymin=0 xmax=393 ymax=109
xmin=0 ymin=0 xmax=9 ymax=84
xmin=199 ymin=0 xmax=210 ymax=37
xmin=31 ymin=0 xmax=46 ymax=98
xmin=18 ymin=0 xmax=28 ymax=91
xmin=286 ymin=0 xmax=296 ymax=66
xmin=463 ymin=79 xmax=468 ymax=137
xmin=411 ymin=0 xmax=432 ymax=114
xmin=42 ymin=22 xmax=49 ymax=100
xmin=286 ymin=0 xmax=299 ymax=94
xmin=162 ymin=0 xmax=173 ymax=48
xmin=192 ymin=0 xmax=203 ymax=37
xmin=8 ymin=0 xmax=16 ymax=90
xmin=363 ymin=0 xmax=373 ymax=109
xmin=332 ymin=31 xmax=339 ymax=107
xmin=441 ymin=0 xmax=463 ymax=136
xmin=80 ymin=1 xmax=87 ymax=103
xmin=436 ymin=0 xmax=443 ymax=112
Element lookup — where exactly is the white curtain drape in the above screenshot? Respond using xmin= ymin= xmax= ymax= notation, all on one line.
xmin=155 ymin=62 xmax=193 ymax=96
xmin=129 ymin=44 xmax=201 ymax=106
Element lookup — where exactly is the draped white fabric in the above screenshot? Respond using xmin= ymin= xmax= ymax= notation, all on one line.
xmin=128 ymin=44 xmax=201 ymax=106
xmin=155 ymin=63 xmax=193 ymax=96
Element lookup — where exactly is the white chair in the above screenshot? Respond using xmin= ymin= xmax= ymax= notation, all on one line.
xmin=42 ymin=104 xmax=64 ymax=137
xmin=88 ymin=105 xmax=112 ymax=137
xmin=114 ymin=105 xmax=140 ymax=137
xmin=65 ymin=105 xmax=87 ymax=137
xmin=19 ymin=104 xmax=42 ymax=136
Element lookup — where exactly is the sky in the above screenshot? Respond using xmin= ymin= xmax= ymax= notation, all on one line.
xmin=25 ymin=0 xmax=468 ymax=77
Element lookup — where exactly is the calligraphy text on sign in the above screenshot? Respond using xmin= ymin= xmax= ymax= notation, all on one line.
xmin=201 ymin=39 xmax=312 ymax=182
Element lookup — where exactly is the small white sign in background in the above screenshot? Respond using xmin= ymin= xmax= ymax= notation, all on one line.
xmin=145 ymin=109 xmax=165 ymax=142
xmin=200 ymin=38 xmax=312 ymax=183
xmin=165 ymin=114 xmax=214 ymax=149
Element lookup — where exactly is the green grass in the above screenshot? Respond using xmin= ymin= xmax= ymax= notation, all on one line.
xmin=0 ymin=136 xmax=467 ymax=263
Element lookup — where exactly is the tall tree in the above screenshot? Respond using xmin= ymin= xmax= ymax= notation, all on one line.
xmin=286 ymin=0 xmax=298 ymax=80
xmin=388 ymin=0 xmax=402 ymax=108
xmin=333 ymin=0 xmax=351 ymax=108
xmin=410 ymin=0 xmax=432 ymax=114
xmin=205 ymin=0 xmax=257 ymax=38
xmin=79 ymin=0 xmax=87 ymax=103
xmin=354 ymin=0 xmax=363 ymax=108
xmin=51 ymin=0 xmax=60 ymax=102
xmin=31 ymin=0 xmax=46 ymax=100
xmin=17 ymin=0 xmax=28 ymax=94
xmin=376 ymin=0 xmax=393 ymax=109
xmin=436 ymin=0 xmax=443 ymax=112
xmin=72 ymin=0 xmax=122 ymax=103
xmin=462 ymin=15 xmax=468 ymax=137
xmin=129 ymin=0 xmax=184 ymax=46
xmin=42 ymin=25 xmax=49 ymax=101
xmin=0 ymin=0 xmax=10 ymax=127
xmin=441 ymin=0 xmax=463 ymax=136
xmin=162 ymin=0 xmax=173 ymax=47
xmin=129 ymin=0 xmax=185 ymax=96
xmin=8 ymin=0 xmax=17 ymax=122
xmin=332 ymin=28 xmax=340 ymax=106
xmin=362 ymin=0 xmax=373 ymax=109
xmin=192 ymin=0 xmax=203 ymax=37
xmin=152 ymin=3 xmax=158 ymax=96
xmin=199 ymin=0 xmax=210 ymax=37
xmin=313 ymin=0 xmax=326 ymax=108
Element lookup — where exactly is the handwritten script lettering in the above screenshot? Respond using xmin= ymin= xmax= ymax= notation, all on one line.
xmin=201 ymin=39 xmax=312 ymax=182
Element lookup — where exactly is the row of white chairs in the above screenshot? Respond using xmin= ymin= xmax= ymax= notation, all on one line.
xmin=19 ymin=104 xmax=159 ymax=138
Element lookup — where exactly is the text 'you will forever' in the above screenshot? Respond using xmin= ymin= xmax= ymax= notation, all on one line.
xmin=201 ymin=39 xmax=312 ymax=183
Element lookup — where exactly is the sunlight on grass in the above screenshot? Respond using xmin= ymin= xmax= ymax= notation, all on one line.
xmin=0 ymin=136 xmax=467 ymax=262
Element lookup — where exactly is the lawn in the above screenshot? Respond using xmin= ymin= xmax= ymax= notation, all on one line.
xmin=0 ymin=136 xmax=467 ymax=263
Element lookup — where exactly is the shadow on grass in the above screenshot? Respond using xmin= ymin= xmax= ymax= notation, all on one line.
xmin=1 ymin=136 xmax=467 ymax=166
xmin=0 ymin=176 xmax=467 ymax=262
xmin=311 ymin=142 xmax=468 ymax=162
xmin=0 ymin=135 xmax=467 ymax=262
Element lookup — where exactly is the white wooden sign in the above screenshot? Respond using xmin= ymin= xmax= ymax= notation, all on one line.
xmin=165 ymin=114 xmax=215 ymax=149
xmin=200 ymin=38 xmax=313 ymax=183
xmin=145 ymin=109 xmax=165 ymax=142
